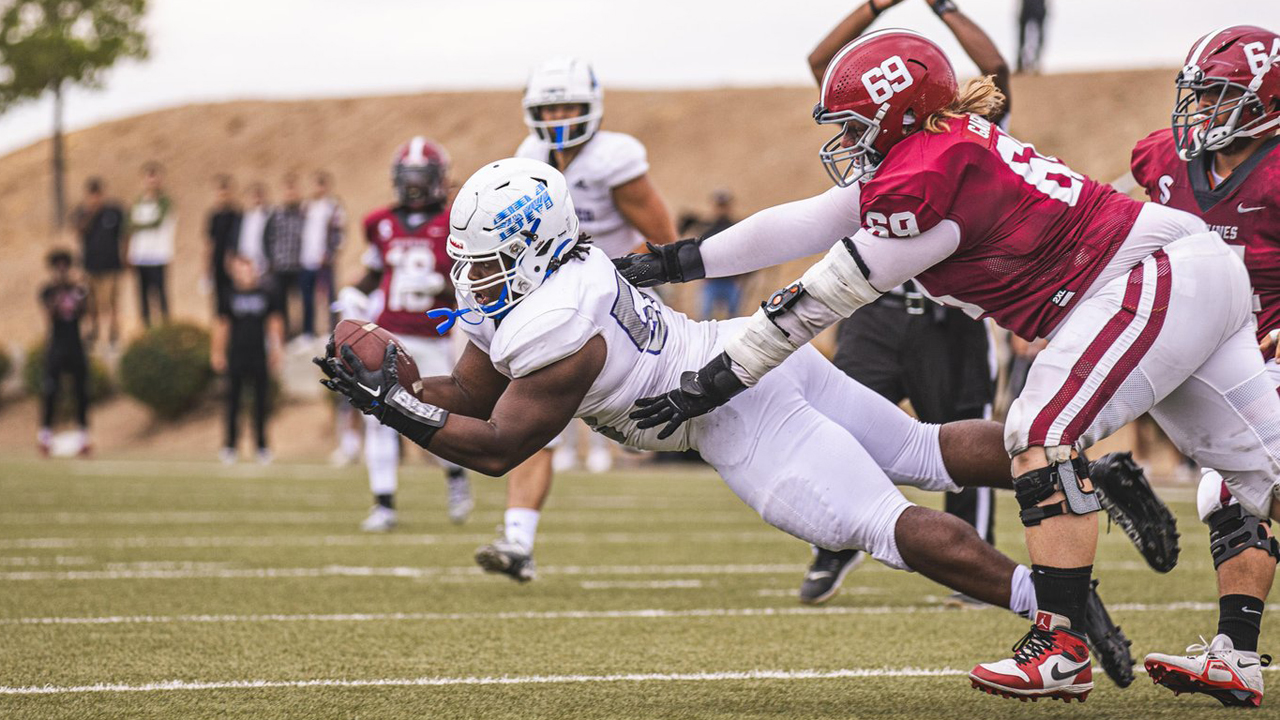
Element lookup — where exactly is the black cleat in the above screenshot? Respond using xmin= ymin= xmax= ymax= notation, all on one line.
xmin=1082 ymin=579 xmax=1135 ymax=688
xmin=475 ymin=539 xmax=537 ymax=583
xmin=798 ymin=548 xmax=865 ymax=605
xmin=1090 ymin=452 xmax=1180 ymax=573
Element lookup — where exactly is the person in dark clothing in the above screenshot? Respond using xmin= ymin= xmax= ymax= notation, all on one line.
xmin=207 ymin=175 xmax=242 ymax=312
xmin=212 ymin=254 xmax=284 ymax=464
xmin=263 ymin=173 xmax=306 ymax=338
xmin=700 ymin=190 xmax=744 ymax=320
xmin=1017 ymin=0 xmax=1048 ymax=74
xmin=38 ymin=249 xmax=95 ymax=457
xmin=71 ymin=178 xmax=125 ymax=349
xmin=797 ymin=0 xmax=1010 ymax=606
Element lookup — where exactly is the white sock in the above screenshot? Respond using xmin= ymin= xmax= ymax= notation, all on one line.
xmin=505 ymin=507 xmax=540 ymax=550
xmin=340 ymin=429 xmax=361 ymax=457
xmin=1010 ymin=564 xmax=1038 ymax=619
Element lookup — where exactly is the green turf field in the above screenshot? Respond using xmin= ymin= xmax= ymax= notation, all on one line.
xmin=0 ymin=457 xmax=1274 ymax=719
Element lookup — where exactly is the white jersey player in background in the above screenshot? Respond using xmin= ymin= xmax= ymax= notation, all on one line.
xmin=476 ymin=57 xmax=678 ymax=581
xmin=315 ymin=158 xmax=1138 ymax=687
xmin=337 ymin=137 xmax=473 ymax=531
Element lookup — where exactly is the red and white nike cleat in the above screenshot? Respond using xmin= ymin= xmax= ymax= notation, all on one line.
xmin=1145 ymin=634 xmax=1270 ymax=707
xmin=970 ymin=611 xmax=1094 ymax=703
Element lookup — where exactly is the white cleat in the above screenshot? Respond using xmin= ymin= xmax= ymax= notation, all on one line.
xmin=446 ymin=471 xmax=473 ymax=525
xmin=1145 ymin=634 xmax=1270 ymax=707
xmin=475 ymin=538 xmax=537 ymax=582
xmin=360 ymin=505 xmax=398 ymax=533
xmin=585 ymin=446 xmax=613 ymax=474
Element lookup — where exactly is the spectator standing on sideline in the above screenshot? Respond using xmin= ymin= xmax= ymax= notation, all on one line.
xmin=699 ymin=189 xmax=744 ymax=320
xmin=238 ymin=182 xmax=270 ymax=272
xmin=71 ymin=178 xmax=125 ymax=350
xmin=1017 ymin=0 xmax=1047 ymax=74
xmin=207 ymin=175 xmax=242 ymax=312
xmin=300 ymin=171 xmax=344 ymax=339
xmin=126 ymin=162 xmax=176 ymax=327
xmin=794 ymin=0 xmax=1009 ymax=607
xmin=264 ymin=173 xmax=306 ymax=337
xmin=212 ymin=254 xmax=283 ymax=464
xmin=38 ymin=249 xmax=95 ymax=457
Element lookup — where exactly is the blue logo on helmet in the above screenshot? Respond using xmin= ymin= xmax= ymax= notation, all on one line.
xmin=493 ymin=184 xmax=554 ymax=241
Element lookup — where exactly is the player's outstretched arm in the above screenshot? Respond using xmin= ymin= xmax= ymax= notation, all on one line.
xmin=424 ymin=336 xmax=606 ymax=476
xmin=807 ymin=0 xmax=906 ymax=84
xmin=614 ymin=185 xmax=861 ymax=286
xmin=415 ymin=341 xmax=511 ymax=419
xmin=932 ymin=1 xmax=1011 ymax=122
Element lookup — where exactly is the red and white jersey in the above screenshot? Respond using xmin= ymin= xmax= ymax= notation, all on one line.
xmin=1131 ymin=128 xmax=1280 ymax=345
xmin=362 ymin=205 xmax=456 ymax=337
xmin=858 ymin=114 xmax=1142 ymax=340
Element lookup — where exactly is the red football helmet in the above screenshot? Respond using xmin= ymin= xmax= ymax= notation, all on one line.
xmin=814 ymin=29 xmax=957 ymax=187
xmin=392 ymin=137 xmax=450 ymax=209
xmin=1172 ymin=25 xmax=1280 ymax=160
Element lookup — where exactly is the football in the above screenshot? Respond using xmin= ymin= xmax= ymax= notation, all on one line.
xmin=330 ymin=318 xmax=423 ymax=395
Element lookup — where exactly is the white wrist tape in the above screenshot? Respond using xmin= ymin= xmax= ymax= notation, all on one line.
xmin=724 ymin=308 xmax=795 ymax=387
xmin=799 ymin=240 xmax=884 ymax=317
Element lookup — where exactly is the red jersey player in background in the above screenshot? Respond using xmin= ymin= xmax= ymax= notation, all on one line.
xmin=628 ymin=29 xmax=1280 ymax=703
xmin=340 ymin=137 xmax=473 ymax=531
xmin=1130 ymin=25 xmax=1280 ymax=707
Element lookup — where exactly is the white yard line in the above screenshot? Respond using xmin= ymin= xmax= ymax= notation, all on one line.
xmin=0 ymin=601 xmax=1256 ymax=627
xmin=0 ymin=562 xmax=807 ymax=582
xmin=0 ymin=530 xmax=780 ymax=551
xmin=578 ymin=580 xmax=705 ymax=590
xmin=0 ymin=666 xmax=968 ymax=696
xmin=0 ymin=509 xmax=754 ymax=525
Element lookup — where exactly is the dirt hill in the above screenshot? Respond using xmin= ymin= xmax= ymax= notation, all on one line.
xmin=0 ymin=69 xmax=1182 ymax=462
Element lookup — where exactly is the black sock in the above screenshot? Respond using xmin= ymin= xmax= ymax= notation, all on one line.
xmin=447 ymin=466 xmax=465 ymax=481
xmin=1218 ymin=594 xmax=1265 ymax=652
xmin=1031 ymin=564 xmax=1092 ymax=630
xmin=375 ymin=493 xmax=395 ymax=510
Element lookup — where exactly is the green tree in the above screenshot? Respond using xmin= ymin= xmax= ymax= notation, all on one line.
xmin=0 ymin=0 xmax=148 ymax=230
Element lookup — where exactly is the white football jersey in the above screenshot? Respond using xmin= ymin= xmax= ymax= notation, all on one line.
xmin=460 ymin=247 xmax=718 ymax=451
xmin=515 ymin=130 xmax=649 ymax=258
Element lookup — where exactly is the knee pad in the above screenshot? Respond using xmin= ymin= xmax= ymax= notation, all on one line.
xmin=1206 ymin=504 xmax=1279 ymax=569
xmin=1013 ymin=454 xmax=1099 ymax=527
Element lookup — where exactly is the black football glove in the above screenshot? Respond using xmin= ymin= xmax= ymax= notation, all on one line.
xmin=613 ymin=238 xmax=706 ymax=288
xmin=313 ymin=342 xmax=398 ymax=417
xmin=629 ymin=352 xmax=747 ymax=439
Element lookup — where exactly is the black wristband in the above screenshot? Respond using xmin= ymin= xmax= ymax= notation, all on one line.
xmin=381 ymin=386 xmax=449 ymax=449
xmin=667 ymin=238 xmax=706 ymax=283
xmin=930 ymin=0 xmax=957 ymax=16
xmin=697 ymin=351 xmax=748 ymax=403
xmin=868 ymin=0 xmax=884 ymax=18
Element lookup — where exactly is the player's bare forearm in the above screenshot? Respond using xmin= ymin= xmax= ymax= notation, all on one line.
xmin=808 ymin=1 xmax=902 ymax=84
xmin=940 ymin=9 xmax=1011 ymax=119
xmin=613 ymin=175 xmax=677 ymax=246
xmin=415 ymin=342 xmax=509 ymax=418
xmin=426 ymin=337 xmax=606 ymax=475
xmin=354 ymin=269 xmax=381 ymax=296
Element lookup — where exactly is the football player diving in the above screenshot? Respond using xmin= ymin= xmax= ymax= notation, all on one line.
xmin=315 ymin=157 xmax=1177 ymax=689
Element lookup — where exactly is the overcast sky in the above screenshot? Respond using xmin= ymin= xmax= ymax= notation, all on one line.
xmin=1 ymin=0 xmax=1277 ymax=155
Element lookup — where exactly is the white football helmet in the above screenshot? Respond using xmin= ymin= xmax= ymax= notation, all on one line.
xmin=522 ymin=57 xmax=603 ymax=149
xmin=447 ymin=158 xmax=581 ymax=319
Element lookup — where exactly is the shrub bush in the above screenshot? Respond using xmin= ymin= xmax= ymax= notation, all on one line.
xmin=0 ymin=345 xmax=12 ymax=387
xmin=22 ymin=343 xmax=115 ymax=420
xmin=119 ymin=323 xmax=212 ymax=418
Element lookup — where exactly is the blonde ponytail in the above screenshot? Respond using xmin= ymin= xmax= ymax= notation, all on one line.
xmin=923 ymin=76 xmax=1006 ymax=134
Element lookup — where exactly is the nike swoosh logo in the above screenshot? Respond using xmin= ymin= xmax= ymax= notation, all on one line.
xmin=357 ymin=382 xmax=382 ymax=397
xmin=1238 ymin=660 xmax=1260 ymax=668
xmin=1243 ymin=608 xmax=1263 ymax=615
xmin=1048 ymin=662 xmax=1089 ymax=681
xmin=1238 ymin=204 xmax=1266 ymax=213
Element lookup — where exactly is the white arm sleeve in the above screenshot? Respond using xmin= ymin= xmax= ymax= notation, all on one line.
xmin=700 ymin=184 xmax=861 ymax=278
xmin=851 ymin=220 xmax=962 ymax=291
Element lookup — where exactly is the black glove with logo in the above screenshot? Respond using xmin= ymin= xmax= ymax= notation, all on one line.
xmin=629 ymin=352 xmax=746 ymax=439
xmin=314 ymin=342 xmax=397 ymax=418
xmin=613 ymin=238 xmax=706 ymax=288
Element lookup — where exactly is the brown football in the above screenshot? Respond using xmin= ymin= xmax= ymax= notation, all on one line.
xmin=330 ymin=319 xmax=423 ymax=395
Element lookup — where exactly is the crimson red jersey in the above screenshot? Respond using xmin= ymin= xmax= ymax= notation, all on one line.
xmin=1131 ymin=128 xmax=1280 ymax=345
xmin=362 ymin=205 xmax=456 ymax=337
xmin=859 ymin=114 xmax=1142 ymax=340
